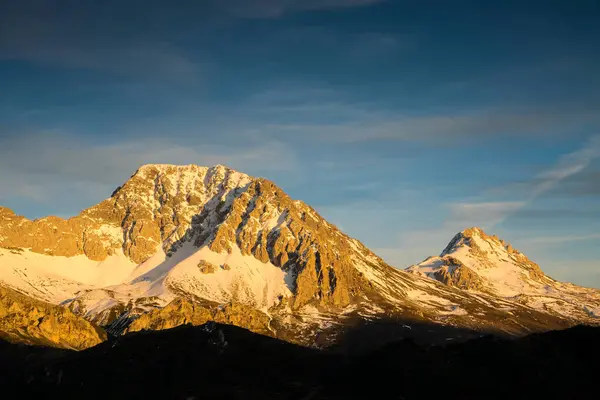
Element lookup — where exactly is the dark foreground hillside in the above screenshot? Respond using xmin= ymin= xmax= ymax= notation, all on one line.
xmin=0 ymin=322 xmax=598 ymax=399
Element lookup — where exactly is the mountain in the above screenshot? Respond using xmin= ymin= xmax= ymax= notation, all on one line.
xmin=406 ymin=227 xmax=600 ymax=323
xmin=0 ymin=164 xmax=596 ymax=349
xmin=1 ymin=323 xmax=598 ymax=399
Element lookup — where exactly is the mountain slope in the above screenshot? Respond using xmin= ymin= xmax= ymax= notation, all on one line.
xmin=406 ymin=227 xmax=600 ymax=323
xmin=0 ymin=284 xmax=106 ymax=349
xmin=0 ymin=164 xmax=592 ymax=346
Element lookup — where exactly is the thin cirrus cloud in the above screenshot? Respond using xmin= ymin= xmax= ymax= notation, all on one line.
xmin=0 ymin=0 xmax=390 ymax=80
xmin=257 ymin=107 xmax=599 ymax=144
xmin=446 ymin=202 xmax=526 ymax=230
xmin=528 ymin=135 xmax=600 ymax=199
xmin=520 ymin=233 xmax=600 ymax=246
xmin=0 ymin=131 xmax=298 ymax=206
xmin=375 ymin=136 xmax=600 ymax=270
xmin=449 ymin=135 xmax=600 ymax=230
xmin=556 ymin=170 xmax=600 ymax=197
xmin=0 ymin=1 xmax=390 ymax=86
xmin=217 ymin=0 xmax=385 ymax=18
xmin=510 ymin=208 xmax=600 ymax=220
xmin=0 ymin=3 xmax=200 ymax=82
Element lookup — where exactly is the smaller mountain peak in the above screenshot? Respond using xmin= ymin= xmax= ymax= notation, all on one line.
xmin=459 ymin=227 xmax=507 ymax=244
xmin=441 ymin=227 xmax=499 ymax=256
xmin=443 ymin=227 xmax=534 ymax=264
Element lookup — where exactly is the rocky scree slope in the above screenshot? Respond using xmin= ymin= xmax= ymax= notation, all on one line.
xmin=406 ymin=227 xmax=600 ymax=324
xmin=0 ymin=164 xmax=591 ymax=348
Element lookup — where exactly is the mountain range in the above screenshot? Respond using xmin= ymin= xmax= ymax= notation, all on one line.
xmin=0 ymin=164 xmax=598 ymax=349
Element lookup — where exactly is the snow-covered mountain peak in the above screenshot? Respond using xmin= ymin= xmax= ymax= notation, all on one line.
xmin=442 ymin=227 xmax=490 ymax=251
xmin=442 ymin=227 xmax=529 ymax=263
xmin=2 ymin=163 xmax=378 ymax=315
xmin=134 ymin=163 xmax=235 ymax=174
xmin=436 ymin=227 xmax=544 ymax=282
xmin=407 ymin=228 xmax=600 ymax=322
xmin=119 ymin=163 xmax=253 ymax=197
xmin=132 ymin=163 xmax=247 ymax=179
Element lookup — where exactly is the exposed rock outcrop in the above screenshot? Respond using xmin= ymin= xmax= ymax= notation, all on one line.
xmin=126 ymin=298 xmax=272 ymax=337
xmin=432 ymin=257 xmax=484 ymax=291
xmin=0 ymin=285 xmax=106 ymax=349
xmin=0 ymin=209 xmax=121 ymax=261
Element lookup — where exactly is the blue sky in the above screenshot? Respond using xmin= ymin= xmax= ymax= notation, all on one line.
xmin=1 ymin=0 xmax=599 ymax=288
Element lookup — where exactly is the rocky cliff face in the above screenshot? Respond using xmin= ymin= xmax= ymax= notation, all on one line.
xmin=0 ymin=207 xmax=121 ymax=261
xmin=0 ymin=285 xmax=106 ymax=349
xmin=126 ymin=298 xmax=273 ymax=337
xmin=81 ymin=164 xmax=255 ymax=264
xmin=428 ymin=257 xmax=484 ymax=291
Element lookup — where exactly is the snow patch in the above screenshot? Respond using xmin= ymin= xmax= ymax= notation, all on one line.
xmin=407 ymin=289 xmax=453 ymax=307
xmin=165 ymin=244 xmax=292 ymax=311
xmin=0 ymin=248 xmax=136 ymax=303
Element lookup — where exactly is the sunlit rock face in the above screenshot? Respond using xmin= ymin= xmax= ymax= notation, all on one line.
xmin=0 ymin=285 xmax=106 ymax=349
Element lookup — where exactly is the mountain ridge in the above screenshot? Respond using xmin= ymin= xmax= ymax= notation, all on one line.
xmin=0 ymin=163 xmax=597 ymax=349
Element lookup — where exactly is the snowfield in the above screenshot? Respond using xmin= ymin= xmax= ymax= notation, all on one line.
xmin=0 ymin=240 xmax=292 ymax=317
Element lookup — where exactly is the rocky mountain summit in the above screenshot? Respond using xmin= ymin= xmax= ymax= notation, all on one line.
xmin=406 ymin=227 xmax=600 ymax=323
xmin=0 ymin=164 xmax=598 ymax=349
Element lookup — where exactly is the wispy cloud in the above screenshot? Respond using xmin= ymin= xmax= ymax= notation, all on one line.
xmin=511 ymin=208 xmax=600 ymax=220
xmin=555 ymin=169 xmax=600 ymax=197
xmin=447 ymin=201 xmax=526 ymax=229
xmin=0 ymin=131 xmax=297 ymax=207
xmin=0 ymin=1 xmax=201 ymax=81
xmin=4 ymin=38 xmax=200 ymax=82
xmin=255 ymin=108 xmax=600 ymax=144
xmin=529 ymin=136 xmax=600 ymax=198
xmin=373 ymin=136 xmax=600 ymax=269
xmin=494 ymin=135 xmax=600 ymax=226
xmin=520 ymin=233 xmax=600 ymax=246
xmin=217 ymin=0 xmax=385 ymax=18
xmin=0 ymin=0 xmax=386 ymax=78
xmin=449 ymin=135 xmax=600 ymax=229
